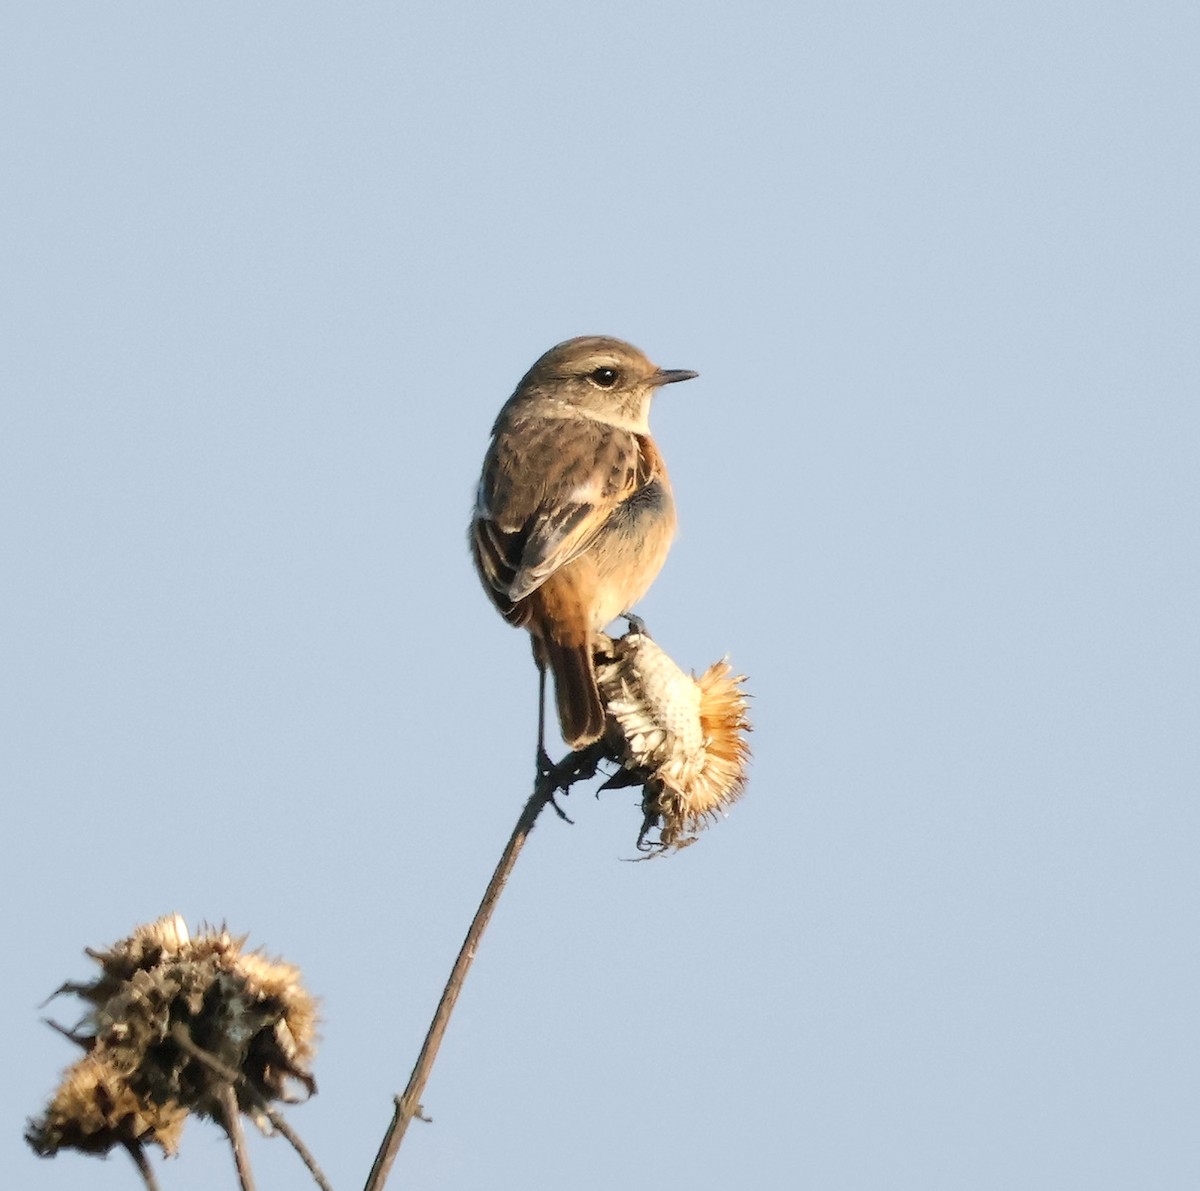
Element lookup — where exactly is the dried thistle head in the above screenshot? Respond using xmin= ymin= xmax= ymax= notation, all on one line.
xmin=27 ymin=914 xmax=319 ymax=1162
xmin=594 ymin=630 xmax=751 ymax=850
xmin=26 ymin=1053 xmax=187 ymax=1158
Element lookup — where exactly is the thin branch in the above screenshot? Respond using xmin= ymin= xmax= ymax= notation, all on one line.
xmin=168 ymin=1023 xmax=334 ymax=1191
xmin=220 ymin=1083 xmax=256 ymax=1191
xmin=364 ymin=749 xmax=602 ymax=1191
xmin=260 ymin=1110 xmax=334 ymax=1191
xmin=122 ymin=1140 xmax=161 ymax=1191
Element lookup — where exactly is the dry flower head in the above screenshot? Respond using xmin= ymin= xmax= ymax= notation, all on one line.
xmin=26 ymin=1052 xmax=187 ymax=1159
xmin=27 ymin=914 xmax=318 ymax=1161
xmin=595 ymin=630 xmax=751 ymax=850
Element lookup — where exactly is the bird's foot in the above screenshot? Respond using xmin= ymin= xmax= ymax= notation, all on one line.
xmin=535 ymin=748 xmax=576 ymax=822
xmin=534 ymin=742 xmax=609 ymax=821
xmin=623 ymin=612 xmax=651 ymax=638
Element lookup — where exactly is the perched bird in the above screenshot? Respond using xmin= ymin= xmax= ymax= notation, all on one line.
xmin=471 ymin=335 xmax=697 ymax=752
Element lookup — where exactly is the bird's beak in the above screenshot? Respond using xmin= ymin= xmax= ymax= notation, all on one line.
xmin=650 ymin=368 xmax=699 ymax=387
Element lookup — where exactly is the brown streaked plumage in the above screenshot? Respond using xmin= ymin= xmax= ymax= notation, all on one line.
xmin=471 ymin=335 xmax=697 ymax=750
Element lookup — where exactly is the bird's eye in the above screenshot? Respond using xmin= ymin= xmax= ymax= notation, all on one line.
xmin=589 ymin=367 xmax=619 ymax=388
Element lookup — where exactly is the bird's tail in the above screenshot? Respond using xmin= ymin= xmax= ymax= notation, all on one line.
xmin=543 ymin=637 xmax=606 ymax=750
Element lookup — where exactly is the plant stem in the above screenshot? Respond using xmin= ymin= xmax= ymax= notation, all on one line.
xmin=220 ymin=1084 xmax=256 ymax=1191
xmin=363 ymin=778 xmax=557 ymax=1191
xmin=169 ymin=1022 xmax=334 ymax=1191
xmin=122 ymin=1141 xmax=161 ymax=1191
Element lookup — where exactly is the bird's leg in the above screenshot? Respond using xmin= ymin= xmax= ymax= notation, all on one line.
xmin=528 ymin=640 xmax=609 ymax=821
xmin=535 ymin=659 xmax=555 ymax=778
xmin=531 ymin=664 xmax=575 ymax=820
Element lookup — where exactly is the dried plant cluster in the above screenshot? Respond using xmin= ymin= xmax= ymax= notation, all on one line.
xmin=595 ymin=630 xmax=752 ymax=849
xmin=27 ymin=914 xmax=318 ymax=1162
xmin=24 ymin=640 xmax=750 ymax=1186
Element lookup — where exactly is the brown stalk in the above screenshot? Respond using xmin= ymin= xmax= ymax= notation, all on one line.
xmin=364 ymin=748 xmax=602 ymax=1191
xmin=122 ymin=1141 xmax=161 ymax=1191
xmin=219 ymin=1083 xmax=255 ymax=1191
xmin=169 ymin=1022 xmax=334 ymax=1191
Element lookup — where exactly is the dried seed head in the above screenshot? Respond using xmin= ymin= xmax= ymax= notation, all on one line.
xmin=27 ymin=915 xmax=319 ymax=1163
xmin=595 ymin=631 xmax=752 ymax=850
xmin=26 ymin=1053 xmax=187 ymax=1158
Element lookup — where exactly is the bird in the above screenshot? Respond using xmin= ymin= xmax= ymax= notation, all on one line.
xmin=470 ymin=335 xmax=697 ymax=755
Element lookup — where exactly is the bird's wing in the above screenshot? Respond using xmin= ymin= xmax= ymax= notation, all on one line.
xmin=473 ymin=417 xmax=647 ymax=606
xmin=505 ymin=483 xmax=616 ymax=602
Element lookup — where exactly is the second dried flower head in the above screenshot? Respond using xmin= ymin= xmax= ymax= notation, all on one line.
xmin=27 ymin=914 xmax=318 ymax=1162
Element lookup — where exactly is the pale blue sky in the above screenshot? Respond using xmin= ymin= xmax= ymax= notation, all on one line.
xmin=5 ymin=4 xmax=1198 ymax=1189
